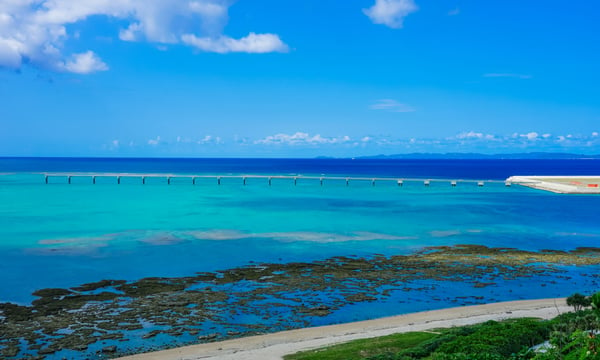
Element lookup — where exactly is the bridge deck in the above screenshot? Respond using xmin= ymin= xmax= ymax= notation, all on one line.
xmin=38 ymin=172 xmax=506 ymax=186
xmin=2 ymin=173 xmax=596 ymax=193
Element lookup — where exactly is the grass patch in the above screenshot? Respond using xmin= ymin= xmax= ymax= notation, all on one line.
xmin=284 ymin=318 xmax=554 ymax=360
xmin=284 ymin=331 xmax=438 ymax=360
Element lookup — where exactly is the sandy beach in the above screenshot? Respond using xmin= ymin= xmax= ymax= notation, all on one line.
xmin=118 ymin=298 xmax=568 ymax=360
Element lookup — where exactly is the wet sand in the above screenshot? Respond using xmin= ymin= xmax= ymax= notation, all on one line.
xmin=118 ymin=298 xmax=568 ymax=360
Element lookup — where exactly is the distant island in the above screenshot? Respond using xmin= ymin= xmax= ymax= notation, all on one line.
xmin=349 ymin=152 xmax=600 ymax=160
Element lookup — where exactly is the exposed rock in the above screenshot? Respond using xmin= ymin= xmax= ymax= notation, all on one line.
xmin=142 ymin=330 xmax=162 ymax=339
xmin=38 ymin=347 xmax=56 ymax=355
xmin=102 ymin=345 xmax=117 ymax=353
xmin=199 ymin=333 xmax=219 ymax=341
xmin=1 ymin=245 xmax=598 ymax=359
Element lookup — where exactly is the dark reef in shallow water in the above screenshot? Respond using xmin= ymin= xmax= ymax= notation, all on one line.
xmin=1 ymin=245 xmax=600 ymax=359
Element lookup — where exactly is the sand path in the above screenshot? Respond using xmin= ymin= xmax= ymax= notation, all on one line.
xmin=118 ymin=298 xmax=568 ymax=360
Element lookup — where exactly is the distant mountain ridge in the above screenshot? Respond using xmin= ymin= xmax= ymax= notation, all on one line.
xmin=354 ymin=152 xmax=600 ymax=160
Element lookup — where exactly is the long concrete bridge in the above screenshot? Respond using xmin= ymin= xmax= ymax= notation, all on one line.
xmin=3 ymin=173 xmax=597 ymax=193
xmin=39 ymin=172 xmax=508 ymax=187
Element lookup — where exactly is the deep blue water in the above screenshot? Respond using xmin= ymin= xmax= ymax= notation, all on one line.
xmin=2 ymin=157 xmax=600 ymax=179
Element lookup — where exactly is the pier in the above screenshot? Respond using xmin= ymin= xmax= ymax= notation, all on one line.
xmin=37 ymin=172 xmax=508 ymax=187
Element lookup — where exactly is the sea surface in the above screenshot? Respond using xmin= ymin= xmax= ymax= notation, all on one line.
xmin=1 ymin=157 xmax=600 ymax=358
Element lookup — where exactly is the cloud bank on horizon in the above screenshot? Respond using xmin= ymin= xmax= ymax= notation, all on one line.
xmin=0 ymin=0 xmax=289 ymax=73
xmin=100 ymin=131 xmax=600 ymax=157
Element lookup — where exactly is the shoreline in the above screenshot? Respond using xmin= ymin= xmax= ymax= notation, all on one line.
xmin=117 ymin=298 xmax=569 ymax=360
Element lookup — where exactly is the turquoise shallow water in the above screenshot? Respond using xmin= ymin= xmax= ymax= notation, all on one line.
xmin=1 ymin=171 xmax=599 ymax=303
xmin=1 ymin=159 xmax=600 ymax=358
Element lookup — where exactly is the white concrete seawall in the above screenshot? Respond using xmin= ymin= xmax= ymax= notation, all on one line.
xmin=507 ymin=176 xmax=600 ymax=194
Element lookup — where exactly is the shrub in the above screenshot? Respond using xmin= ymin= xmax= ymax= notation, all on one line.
xmin=566 ymin=293 xmax=592 ymax=312
xmin=433 ymin=319 xmax=550 ymax=358
xmin=431 ymin=353 xmax=506 ymax=360
xmin=592 ymin=292 xmax=600 ymax=313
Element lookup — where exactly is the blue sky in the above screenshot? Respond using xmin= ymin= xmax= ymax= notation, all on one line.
xmin=1 ymin=0 xmax=599 ymax=157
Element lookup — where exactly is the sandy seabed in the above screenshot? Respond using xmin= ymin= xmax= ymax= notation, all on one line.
xmin=118 ymin=298 xmax=568 ymax=360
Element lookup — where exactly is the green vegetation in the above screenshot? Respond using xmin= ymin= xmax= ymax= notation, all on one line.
xmin=566 ymin=293 xmax=592 ymax=312
xmin=433 ymin=319 xmax=548 ymax=358
xmin=283 ymin=332 xmax=438 ymax=360
xmin=286 ymin=292 xmax=600 ymax=360
xmin=286 ymin=319 xmax=547 ymax=360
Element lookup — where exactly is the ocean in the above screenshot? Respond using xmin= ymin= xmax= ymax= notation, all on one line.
xmin=1 ymin=157 xmax=600 ymax=358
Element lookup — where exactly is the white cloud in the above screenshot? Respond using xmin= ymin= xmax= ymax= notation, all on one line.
xmin=520 ymin=132 xmax=539 ymax=140
xmin=450 ymin=131 xmax=600 ymax=150
xmin=0 ymin=0 xmax=288 ymax=73
xmin=176 ymin=136 xmax=194 ymax=144
xmin=456 ymin=131 xmax=483 ymax=139
xmin=454 ymin=131 xmax=496 ymax=141
xmin=483 ymin=73 xmax=533 ymax=79
xmin=370 ymin=99 xmax=415 ymax=113
xmin=0 ymin=38 xmax=22 ymax=69
xmin=189 ymin=1 xmax=228 ymax=18
xmin=255 ymin=132 xmax=352 ymax=146
xmin=198 ymin=135 xmax=212 ymax=144
xmin=363 ymin=0 xmax=418 ymax=29
xmin=197 ymin=135 xmax=223 ymax=144
xmin=105 ymin=131 xmax=600 ymax=155
xmin=148 ymin=136 xmax=161 ymax=146
xmin=119 ymin=23 xmax=142 ymax=42
xmin=181 ymin=33 xmax=289 ymax=54
xmin=61 ymin=51 xmax=108 ymax=74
